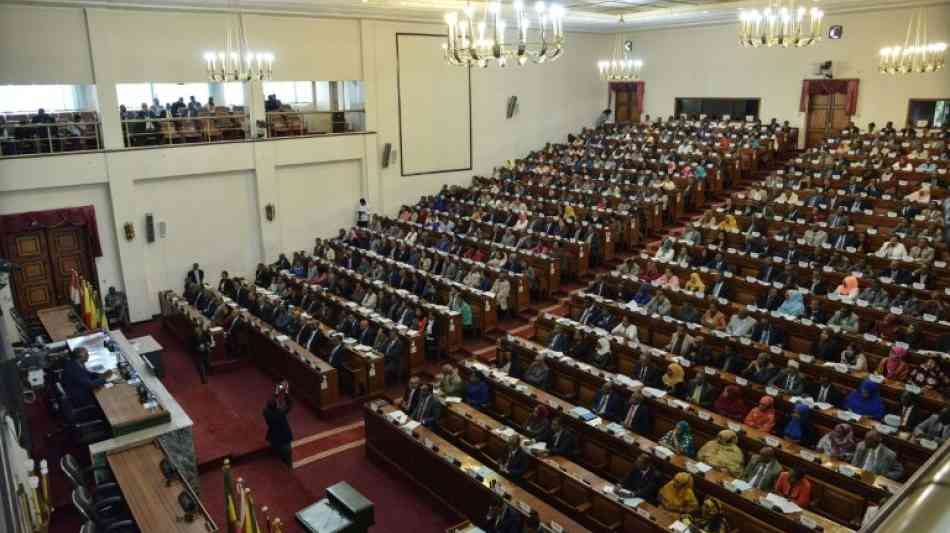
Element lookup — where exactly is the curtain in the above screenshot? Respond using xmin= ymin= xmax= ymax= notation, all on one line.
xmin=635 ymin=81 xmax=645 ymax=115
xmin=0 ymin=205 xmax=103 ymax=256
xmin=799 ymin=79 xmax=860 ymax=115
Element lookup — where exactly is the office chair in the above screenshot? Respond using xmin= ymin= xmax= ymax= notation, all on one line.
xmin=61 ymin=454 xmax=119 ymax=501
xmin=72 ymin=488 xmax=136 ymax=532
xmin=56 ymin=384 xmax=111 ymax=445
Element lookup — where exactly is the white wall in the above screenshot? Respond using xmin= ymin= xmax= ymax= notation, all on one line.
xmin=0 ymin=4 xmax=94 ymax=84
xmin=276 ymin=159 xmax=363 ymax=253
xmin=628 ymin=5 xmax=950 ymax=131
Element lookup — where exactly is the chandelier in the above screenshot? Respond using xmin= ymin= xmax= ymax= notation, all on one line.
xmin=442 ymin=1 xmax=566 ymax=68
xmin=738 ymin=1 xmax=824 ymax=48
xmin=879 ymin=8 xmax=946 ymax=75
xmin=598 ymin=33 xmax=643 ymax=81
xmin=203 ymin=3 xmax=274 ymax=81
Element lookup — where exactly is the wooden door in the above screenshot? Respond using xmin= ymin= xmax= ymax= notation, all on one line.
xmin=2 ymin=225 xmax=97 ymax=318
xmin=4 ymin=231 xmax=57 ymax=317
xmin=47 ymin=227 xmax=93 ymax=305
xmin=805 ymin=93 xmax=851 ymax=148
xmin=614 ymin=90 xmax=633 ymax=124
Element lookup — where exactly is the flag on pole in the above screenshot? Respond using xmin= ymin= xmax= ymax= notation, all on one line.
xmin=81 ymin=281 xmax=94 ymax=328
xmin=222 ymin=459 xmax=240 ymax=533
xmin=245 ymin=488 xmax=262 ymax=533
xmin=69 ymin=270 xmax=80 ymax=306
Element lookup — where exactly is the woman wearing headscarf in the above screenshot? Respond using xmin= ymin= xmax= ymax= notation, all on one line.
xmin=844 ymin=379 xmax=886 ymax=420
xmin=659 ymin=473 xmax=699 ymax=514
xmin=817 ymin=424 xmax=856 ymax=460
xmin=698 ymin=430 xmax=745 ymax=476
xmin=660 ymin=420 xmax=696 ymax=457
xmin=876 ymin=345 xmax=910 ymax=381
xmin=631 ymin=284 xmax=653 ymax=306
xmin=777 ymin=290 xmax=806 ymax=318
xmin=662 ymin=363 xmax=687 ymax=397
xmin=835 ymin=275 xmax=860 ymax=301
xmin=782 ymin=403 xmax=815 ymax=446
xmin=718 ymin=215 xmax=739 ymax=232
xmin=713 ymin=385 xmax=750 ymax=421
xmin=685 ymin=272 xmax=706 ymax=293
xmin=744 ymin=396 xmax=777 ymax=432
xmin=688 ymin=497 xmax=729 ymax=533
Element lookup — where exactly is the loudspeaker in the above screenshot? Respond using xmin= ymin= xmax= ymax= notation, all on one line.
xmin=381 ymin=143 xmax=392 ymax=168
xmin=506 ymin=96 xmax=518 ymax=119
xmin=145 ymin=214 xmax=155 ymax=243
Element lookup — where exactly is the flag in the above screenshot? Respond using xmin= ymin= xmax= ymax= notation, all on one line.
xmin=69 ymin=271 xmax=80 ymax=306
xmin=245 ymin=488 xmax=261 ymax=533
xmin=81 ymin=281 xmax=94 ymax=328
xmin=222 ymin=460 xmax=240 ymax=533
xmin=97 ymin=304 xmax=108 ymax=331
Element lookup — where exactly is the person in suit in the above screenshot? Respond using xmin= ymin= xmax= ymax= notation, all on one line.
xmin=500 ymin=435 xmax=529 ymax=481
xmin=383 ymin=332 xmax=405 ymax=383
xmin=665 ymin=325 xmax=697 ymax=356
xmin=61 ymin=348 xmax=111 ymax=407
xmin=485 ymin=498 xmax=523 ymax=533
xmin=399 ymin=376 xmax=422 ymax=412
xmin=522 ymin=355 xmax=551 ymax=390
xmin=592 ymin=382 xmax=624 ymax=421
xmin=617 ymin=388 xmax=652 ymax=433
xmin=758 ymin=264 xmax=787 ymax=286
xmin=547 ymin=327 xmax=571 ymax=353
xmin=851 ymin=431 xmax=904 ymax=480
xmin=830 ymin=231 xmax=857 ymax=250
xmin=409 ymin=383 xmax=439 ymax=427
xmin=803 ymin=272 xmax=828 ymax=297
xmin=186 ymin=262 xmax=204 ymax=287
xmin=742 ymin=447 xmax=782 ymax=491
xmin=684 ymin=373 xmax=718 ymax=408
xmin=465 ymin=372 xmax=490 ymax=409
xmin=828 ymin=207 xmax=850 ymax=228
xmin=621 ymin=455 xmax=660 ymax=502
xmin=743 ymin=353 xmax=779 ymax=385
xmin=296 ymin=319 xmax=320 ymax=354
xmin=263 ymin=382 xmax=293 ymax=467
xmin=807 ymin=373 xmax=844 ymax=406
xmin=545 ymin=416 xmax=578 ymax=457
xmin=644 ymin=290 xmax=672 ymax=316
xmin=326 ymin=335 xmax=346 ymax=371
xmin=768 ymin=364 xmax=807 ymax=396
xmin=523 ymin=405 xmax=552 ymax=442
xmin=896 ymin=391 xmax=927 ymax=431
xmin=631 ymin=353 xmax=662 ymax=388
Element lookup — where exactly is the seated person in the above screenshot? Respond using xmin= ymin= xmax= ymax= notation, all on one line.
xmin=591 ymin=382 xmax=624 ymax=421
xmin=665 ymin=325 xmax=697 ymax=356
xmin=751 ymin=320 xmax=785 ymax=348
xmin=659 ymin=473 xmax=699 ymax=514
xmin=611 ymin=316 xmax=639 ymax=343
xmin=850 ymin=430 xmax=904 ymax=480
xmin=544 ymin=416 xmax=578 ymax=457
xmin=807 ymin=373 xmax=844 ymax=406
xmin=408 ymin=383 xmax=438 ymax=427
xmin=498 ymin=435 xmax=528 ymax=481
xmin=662 ymin=363 xmax=687 ymax=397
xmin=523 ymin=405 xmax=551 ymax=441
xmin=702 ymin=303 xmax=727 ymax=330
xmin=104 ymin=287 xmax=130 ymax=328
xmin=913 ymin=408 xmax=950 ymax=444
xmin=621 ymin=455 xmax=660 ymax=501
xmin=713 ymin=385 xmax=749 ymax=421
xmin=659 ymin=420 xmax=696 ymax=457
xmin=644 ymin=289 xmax=672 ymax=316
xmin=876 ymin=345 xmax=910 ymax=382
xmin=781 ymin=403 xmax=816 ymax=446
xmin=590 ymin=337 xmax=614 ymax=370
xmin=768 ymin=363 xmax=807 ymax=395
xmin=621 ymin=390 xmax=653 ymax=435
xmin=743 ymin=353 xmax=779 ymax=385
xmin=817 ymin=423 xmax=857 ymax=461
xmin=464 ymin=372 xmax=490 ymax=409
xmin=698 ymin=429 xmax=745 ymax=476
xmin=725 ymin=311 xmax=756 ymax=337
xmin=742 ymin=447 xmax=782 ymax=490
xmin=744 ymin=396 xmax=777 ymax=433
xmin=631 ymin=354 xmax=662 ymax=388
xmin=776 ymin=290 xmax=806 ymax=317
xmin=774 ymin=468 xmax=812 ymax=508
xmin=844 ymin=379 xmax=887 ymax=420
xmin=684 ymin=372 xmax=718 ymax=408
xmin=61 ymin=348 xmax=111 ymax=407
xmin=688 ymin=498 xmax=730 ymax=533
xmin=521 ymin=355 xmax=551 ymax=389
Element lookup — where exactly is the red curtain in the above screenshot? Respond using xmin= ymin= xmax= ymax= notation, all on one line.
xmin=609 ymin=81 xmax=646 ymax=113
xmin=0 ymin=205 xmax=103 ymax=256
xmin=799 ymin=78 xmax=860 ymax=115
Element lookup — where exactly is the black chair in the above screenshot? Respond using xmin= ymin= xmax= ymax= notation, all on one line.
xmin=81 ymin=519 xmax=138 ymax=533
xmin=61 ymin=454 xmax=119 ymax=501
xmin=72 ymin=488 xmax=136 ymax=532
xmin=56 ymin=384 xmax=111 ymax=445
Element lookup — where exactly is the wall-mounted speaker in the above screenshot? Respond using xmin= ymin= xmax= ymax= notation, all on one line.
xmin=145 ymin=213 xmax=155 ymax=243
xmin=506 ymin=96 xmax=519 ymax=119
xmin=382 ymin=143 xmax=392 ymax=169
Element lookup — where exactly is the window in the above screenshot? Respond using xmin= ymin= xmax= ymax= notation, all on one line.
xmin=340 ymin=81 xmax=365 ymax=111
xmin=222 ymin=83 xmax=245 ymax=107
xmin=116 ymin=82 xmax=244 ymax=110
xmin=263 ymin=81 xmax=313 ymax=106
xmin=0 ymin=84 xmax=83 ymax=113
xmin=674 ymin=98 xmax=761 ymax=120
xmin=151 ymin=83 xmax=210 ymax=107
xmin=315 ymin=82 xmax=331 ymax=111
xmin=907 ymin=99 xmax=949 ymax=128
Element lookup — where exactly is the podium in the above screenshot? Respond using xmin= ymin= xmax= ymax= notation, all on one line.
xmin=296 ymin=481 xmax=374 ymax=533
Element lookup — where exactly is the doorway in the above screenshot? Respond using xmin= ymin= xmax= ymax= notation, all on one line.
xmin=614 ymin=89 xmax=640 ymax=124
xmin=2 ymin=226 xmax=97 ymax=318
xmin=805 ymin=92 xmax=851 ymax=149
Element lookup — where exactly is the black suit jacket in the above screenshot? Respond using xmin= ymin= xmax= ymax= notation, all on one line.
xmin=186 ymin=269 xmax=204 ymax=286
xmin=805 ymin=382 xmax=844 ymax=406
xmin=632 ymin=364 xmax=662 ymax=388
xmin=621 ymin=401 xmax=653 ymax=436
xmin=546 ymin=428 xmax=578 ymax=457
xmin=622 ymin=467 xmax=660 ymax=502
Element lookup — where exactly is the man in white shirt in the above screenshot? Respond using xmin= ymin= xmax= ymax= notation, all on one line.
xmin=725 ymin=311 xmax=756 ymax=338
xmin=875 ymin=237 xmax=908 ymax=261
xmin=611 ymin=316 xmax=639 ymax=343
xmin=356 ymin=198 xmax=370 ymax=228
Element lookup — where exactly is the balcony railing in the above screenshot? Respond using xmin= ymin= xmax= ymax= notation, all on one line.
xmin=121 ymin=111 xmax=249 ymax=148
xmin=1 ymin=115 xmax=102 ymax=157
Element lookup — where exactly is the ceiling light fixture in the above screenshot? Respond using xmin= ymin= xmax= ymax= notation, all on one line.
xmin=738 ymin=0 xmax=824 ymax=48
xmin=442 ymin=1 xmax=566 ymax=68
xmin=879 ymin=8 xmax=946 ymax=75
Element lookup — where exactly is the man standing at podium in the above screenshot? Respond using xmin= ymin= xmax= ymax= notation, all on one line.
xmin=263 ymin=381 xmax=294 ymax=467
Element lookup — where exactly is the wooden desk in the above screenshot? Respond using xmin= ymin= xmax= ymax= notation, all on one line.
xmin=364 ymin=402 xmax=589 ymax=532
xmin=159 ymin=291 xmax=228 ymax=373
xmin=108 ymin=441 xmax=216 ymax=533
xmin=37 ymin=305 xmax=85 ymax=341
xmin=95 ymin=382 xmax=171 ymax=437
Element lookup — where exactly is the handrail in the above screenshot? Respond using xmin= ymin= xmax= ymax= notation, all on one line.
xmin=0 ymin=121 xmax=102 ymax=156
xmin=120 ymin=114 xmax=249 ymax=147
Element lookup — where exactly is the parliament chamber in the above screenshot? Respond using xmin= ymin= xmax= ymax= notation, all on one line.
xmin=1 ymin=1 xmax=949 ymax=533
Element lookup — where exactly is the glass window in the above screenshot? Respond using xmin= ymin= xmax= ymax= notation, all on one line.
xmin=116 ymin=83 xmax=153 ymax=109
xmin=152 ymin=83 xmax=210 ymax=107
xmin=315 ymin=82 xmax=331 ymax=111
xmin=221 ymin=82 xmax=245 ymax=107
xmin=341 ymin=81 xmax=365 ymax=111
xmin=263 ymin=81 xmax=313 ymax=106
xmin=0 ymin=84 xmax=81 ymax=113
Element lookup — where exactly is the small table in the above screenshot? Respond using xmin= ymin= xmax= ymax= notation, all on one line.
xmin=37 ymin=305 xmax=85 ymax=341
xmin=130 ymin=335 xmax=165 ymax=378
xmin=95 ymin=382 xmax=171 ymax=437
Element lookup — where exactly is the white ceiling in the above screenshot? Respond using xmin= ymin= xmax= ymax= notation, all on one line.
xmin=11 ymin=0 xmax=950 ymax=32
